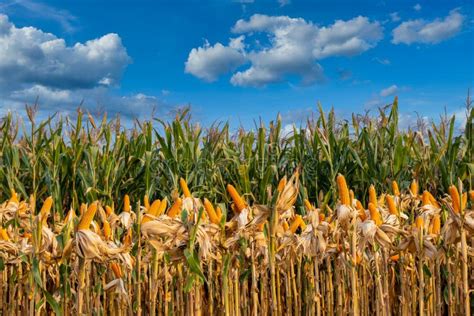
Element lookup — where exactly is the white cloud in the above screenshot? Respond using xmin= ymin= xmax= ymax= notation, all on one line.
xmin=10 ymin=84 xmax=71 ymax=103
xmin=0 ymin=14 xmax=131 ymax=92
xmin=187 ymin=14 xmax=383 ymax=87
xmin=413 ymin=4 xmax=422 ymax=11
xmin=312 ymin=16 xmax=383 ymax=58
xmin=392 ymin=9 xmax=465 ymax=44
xmin=380 ymin=85 xmax=399 ymax=97
xmin=184 ymin=37 xmax=246 ymax=81
xmin=390 ymin=12 xmax=401 ymax=22
xmin=0 ymin=14 xmax=167 ymax=120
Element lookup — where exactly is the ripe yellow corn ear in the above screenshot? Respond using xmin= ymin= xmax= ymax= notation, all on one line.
xmin=0 ymin=228 xmax=10 ymax=241
xmin=304 ymin=199 xmax=314 ymax=212
xmin=123 ymin=194 xmax=131 ymax=212
xmin=427 ymin=192 xmax=439 ymax=208
xmin=144 ymin=195 xmax=150 ymax=210
xmin=430 ymin=215 xmax=441 ymax=235
xmin=80 ymin=203 xmax=87 ymax=216
xmin=78 ymin=202 xmax=98 ymax=230
xmin=227 ymin=184 xmax=246 ymax=213
xmin=216 ymin=206 xmax=223 ymax=221
xmin=148 ymin=200 xmax=161 ymax=217
xmin=392 ymin=180 xmax=400 ymax=196
xmin=355 ymin=200 xmax=367 ymax=220
xmin=167 ymin=198 xmax=183 ymax=218
xmin=448 ymin=185 xmax=461 ymax=213
xmin=368 ymin=203 xmax=382 ymax=226
xmin=103 ymin=220 xmax=112 ymax=240
xmin=369 ymin=185 xmax=377 ymax=207
xmin=421 ymin=191 xmax=431 ymax=206
xmin=40 ymin=196 xmax=53 ymax=223
xmin=415 ymin=216 xmax=424 ymax=230
xmin=203 ymin=198 xmax=220 ymax=224
xmin=282 ymin=221 xmax=289 ymax=231
xmin=336 ymin=174 xmax=351 ymax=206
xmin=157 ymin=199 xmax=167 ymax=216
xmin=277 ymin=176 xmax=287 ymax=193
xmin=469 ymin=190 xmax=474 ymax=202
xmin=461 ymin=192 xmax=467 ymax=211
xmin=386 ymin=195 xmax=399 ymax=216
xmin=9 ymin=189 xmax=19 ymax=204
xmin=110 ymin=263 xmax=122 ymax=278
xmin=180 ymin=178 xmax=192 ymax=198
xmin=105 ymin=205 xmax=114 ymax=216
xmin=299 ymin=218 xmax=307 ymax=231
xmin=289 ymin=216 xmax=301 ymax=233
xmin=410 ymin=179 xmax=419 ymax=196
xmin=289 ymin=215 xmax=305 ymax=233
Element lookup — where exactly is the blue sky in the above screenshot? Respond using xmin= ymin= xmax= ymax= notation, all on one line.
xmin=0 ymin=0 xmax=472 ymax=128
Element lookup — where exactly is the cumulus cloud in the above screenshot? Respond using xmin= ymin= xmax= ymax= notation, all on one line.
xmin=186 ymin=14 xmax=383 ymax=87
xmin=0 ymin=14 xmax=167 ymax=120
xmin=380 ymin=85 xmax=399 ymax=97
xmin=413 ymin=4 xmax=422 ymax=11
xmin=184 ymin=37 xmax=246 ymax=81
xmin=392 ymin=9 xmax=465 ymax=44
xmin=0 ymin=14 xmax=131 ymax=92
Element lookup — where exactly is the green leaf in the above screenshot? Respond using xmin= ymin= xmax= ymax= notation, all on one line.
xmin=32 ymin=258 xmax=43 ymax=288
xmin=184 ymin=249 xmax=206 ymax=283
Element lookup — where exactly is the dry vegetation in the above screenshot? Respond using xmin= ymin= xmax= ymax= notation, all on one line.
xmin=0 ymin=97 xmax=473 ymax=315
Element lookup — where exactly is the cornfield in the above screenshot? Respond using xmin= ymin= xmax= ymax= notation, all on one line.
xmin=0 ymin=97 xmax=473 ymax=315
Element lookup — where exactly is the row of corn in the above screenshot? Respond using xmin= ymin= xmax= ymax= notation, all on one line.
xmin=0 ymin=174 xmax=473 ymax=315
